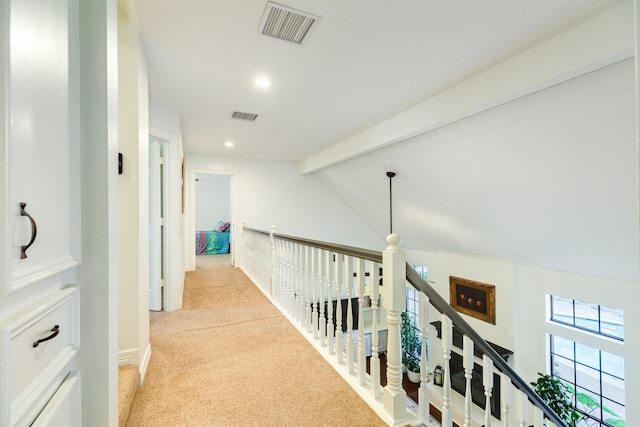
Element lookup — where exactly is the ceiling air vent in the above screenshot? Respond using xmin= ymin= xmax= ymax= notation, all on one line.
xmin=258 ymin=2 xmax=320 ymax=45
xmin=231 ymin=111 xmax=259 ymax=122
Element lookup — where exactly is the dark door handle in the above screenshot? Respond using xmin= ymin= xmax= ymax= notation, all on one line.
xmin=20 ymin=202 xmax=37 ymax=259
xmin=33 ymin=325 xmax=60 ymax=348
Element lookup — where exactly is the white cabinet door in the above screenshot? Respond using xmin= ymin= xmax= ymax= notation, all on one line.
xmin=2 ymin=0 xmax=80 ymax=295
xmin=0 ymin=0 xmax=81 ymax=425
xmin=31 ymin=372 xmax=81 ymax=427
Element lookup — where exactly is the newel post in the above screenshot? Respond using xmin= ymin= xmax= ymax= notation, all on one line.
xmin=383 ymin=233 xmax=407 ymax=421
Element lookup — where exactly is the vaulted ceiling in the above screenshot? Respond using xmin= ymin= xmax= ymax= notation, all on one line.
xmin=133 ymin=0 xmax=625 ymax=161
xmin=133 ymin=0 xmax=637 ymax=282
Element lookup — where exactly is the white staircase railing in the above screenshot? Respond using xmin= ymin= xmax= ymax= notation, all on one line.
xmin=241 ymin=225 xmax=567 ymax=427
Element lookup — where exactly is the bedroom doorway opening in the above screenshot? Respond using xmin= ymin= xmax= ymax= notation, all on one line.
xmin=195 ymin=173 xmax=233 ymax=264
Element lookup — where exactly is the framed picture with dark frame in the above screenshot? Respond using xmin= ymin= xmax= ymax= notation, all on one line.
xmin=449 ymin=276 xmax=496 ymax=324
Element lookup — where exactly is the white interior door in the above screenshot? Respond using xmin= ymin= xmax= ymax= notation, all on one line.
xmin=149 ymin=139 xmax=162 ymax=310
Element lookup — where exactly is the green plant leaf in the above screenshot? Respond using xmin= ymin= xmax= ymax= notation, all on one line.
xmin=531 ymin=373 xmax=585 ymax=426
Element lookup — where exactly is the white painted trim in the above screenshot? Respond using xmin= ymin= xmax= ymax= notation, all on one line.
xmin=117 ymin=348 xmax=138 ymax=366
xmin=297 ymin=1 xmax=634 ymax=174
xmin=149 ymin=127 xmax=183 ymax=312
xmin=10 ymin=256 xmax=80 ymax=294
xmin=78 ymin=0 xmax=120 ymax=424
xmin=185 ymin=167 xmax=238 ymax=272
xmin=117 ymin=342 xmax=150 ymax=385
xmin=148 ymin=138 xmax=162 ymax=311
xmin=138 ymin=342 xmax=151 ymax=385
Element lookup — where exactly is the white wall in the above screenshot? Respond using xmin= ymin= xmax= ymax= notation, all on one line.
xmin=195 ymin=174 xmax=231 ymax=231
xmin=79 ymin=0 xmax=119 ymax=424
xmin=117 ymin=4 xmax=150 ymax=377
xmin=136 ymin=35 xmax=151 ymax=380
xmin=184 ymin=155 xmax=384 ymax=271
xmin=150 ymin=102 xmax=181 ymax=135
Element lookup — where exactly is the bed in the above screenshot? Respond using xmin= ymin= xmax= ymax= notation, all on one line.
xmin=196 ymin=221 xmax=230 ymax=255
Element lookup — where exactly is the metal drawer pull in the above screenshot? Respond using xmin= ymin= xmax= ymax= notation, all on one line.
xmin=20 ymin=202 xmax=37 ymax=259
xmin=33 ymin=325 xmax=60 ymax=348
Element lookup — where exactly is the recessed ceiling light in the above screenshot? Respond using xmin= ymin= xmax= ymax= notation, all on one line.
xmin=254 ymin=78 xmax=272 ymax=88
xmin=225 ymin=141 xmax=234 ymax=148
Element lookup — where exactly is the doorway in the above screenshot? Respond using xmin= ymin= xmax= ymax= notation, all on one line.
xmin=194 ymin=173 xmax=234 ymax=264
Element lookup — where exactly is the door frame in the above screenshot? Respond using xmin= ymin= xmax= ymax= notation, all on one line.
xmin=149 ymin=127 xmax=182 ymax=311
xmin=186 ymin=168 xmax=236 ymax=271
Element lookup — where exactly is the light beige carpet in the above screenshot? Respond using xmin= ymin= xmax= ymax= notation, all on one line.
xmin=118 ymin=365 xmax=139 ymax=426
xmin=126 ymin=254 xmax=388 ymax=427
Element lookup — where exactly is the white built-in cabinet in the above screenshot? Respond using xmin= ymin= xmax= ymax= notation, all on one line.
xmin=0 ymin=0 xmax=81 ymax=425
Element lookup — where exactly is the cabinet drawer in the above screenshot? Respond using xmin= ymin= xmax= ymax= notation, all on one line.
xmin=31 ymin=371 xmax=81 ymax=427
xmin=0 ymin=286 xmax=79 ymax=426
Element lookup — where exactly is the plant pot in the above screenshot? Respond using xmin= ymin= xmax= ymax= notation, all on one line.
xmin=407 ymin=370 xmax=420 ymax=383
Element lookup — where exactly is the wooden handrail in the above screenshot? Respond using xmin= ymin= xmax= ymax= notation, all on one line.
xmin=243 ymin=226 xmax=382 ymax=264
xmin=406 ymin=265 xmax=567 ymax=427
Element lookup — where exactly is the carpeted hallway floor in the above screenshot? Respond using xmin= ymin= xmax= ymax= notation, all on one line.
xmin=125 ymin=254 xmax=388 ymax=427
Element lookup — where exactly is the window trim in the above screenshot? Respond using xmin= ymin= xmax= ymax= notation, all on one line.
xmin=550 ymin=296 xmax=623 ymax=342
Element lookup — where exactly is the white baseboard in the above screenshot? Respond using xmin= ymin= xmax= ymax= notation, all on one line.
xmin=139 ymin=343 xmax=152 ymax=386
xmin=118 ymin=344 xmax=152 ymax=386
xmin=118 ymin=348 xmax=138 ymax=367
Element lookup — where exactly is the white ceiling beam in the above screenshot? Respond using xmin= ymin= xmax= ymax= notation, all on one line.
xmin=297 ymin=0 xmax=634 ymax=175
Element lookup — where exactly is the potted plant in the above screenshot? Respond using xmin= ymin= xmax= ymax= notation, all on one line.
xmin=530 ymin=373 xmax=585 ymax=427
xmin=401 ymin=311 xmax=421 ymax=383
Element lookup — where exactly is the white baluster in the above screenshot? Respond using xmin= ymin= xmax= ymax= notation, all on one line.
xmin=293 ymin=242 xmax=299 ymax=318
xmin=275 ymin=239 xmax=283 ymax=305
xmin=287 ymin=242 xmax=295 ymax=315
xmin=295 ymin=243 xmax=302 ymax=322
xmin=518 ymin=390 xmax=528 ymax=427
xmin=288 ymin=243 xmax=295 ymax=317
xmin=533 ymin=406 xmax=543 ymax=427
xmin=441 ymin=314 xmax=453 ymax=427
xmin=501 ymin=374 xmax=512 ymax=427
xmin=345 ymin=255 xmax=354 ymax=373
xmin=257 ymin=233 xmax=262 ymax=285
xmin=298 ymin=244 xmax=305 ymax=325
xmin=311 ymin=247 xmax=318 ymax=339
xmin=283 ymin=240 xmax=290 ymax=308
xmin=283 ymin=240 xmax=290 ymax=309
xmin=319 ymin=249 xmax=326 ymax=347
xmin=335 ymin=253 xmax=344 ymax=364
xmin=286 ymin=242 xmax=292 ymax=311
xmin=326 ymin=252 xmax=335 ymax=355
xmin=370 ymin=262 xmax=381 ymax=399
xmin=483 ymin=355 xmax=494 ymax=427
xmin=266 ymin=235 xmax=272 ymax=289
xmin=305 ymin=246 xmax=312 ymax=333
xmin=463 ymin=335 xmax=474 ymax=427
xmin=277 ymin=239 xmax=284 ymax=306
xmin=356 ymin=258 xmax=366 ymax=386
xmin=418 ymin=293 xmax=429 ymax=423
